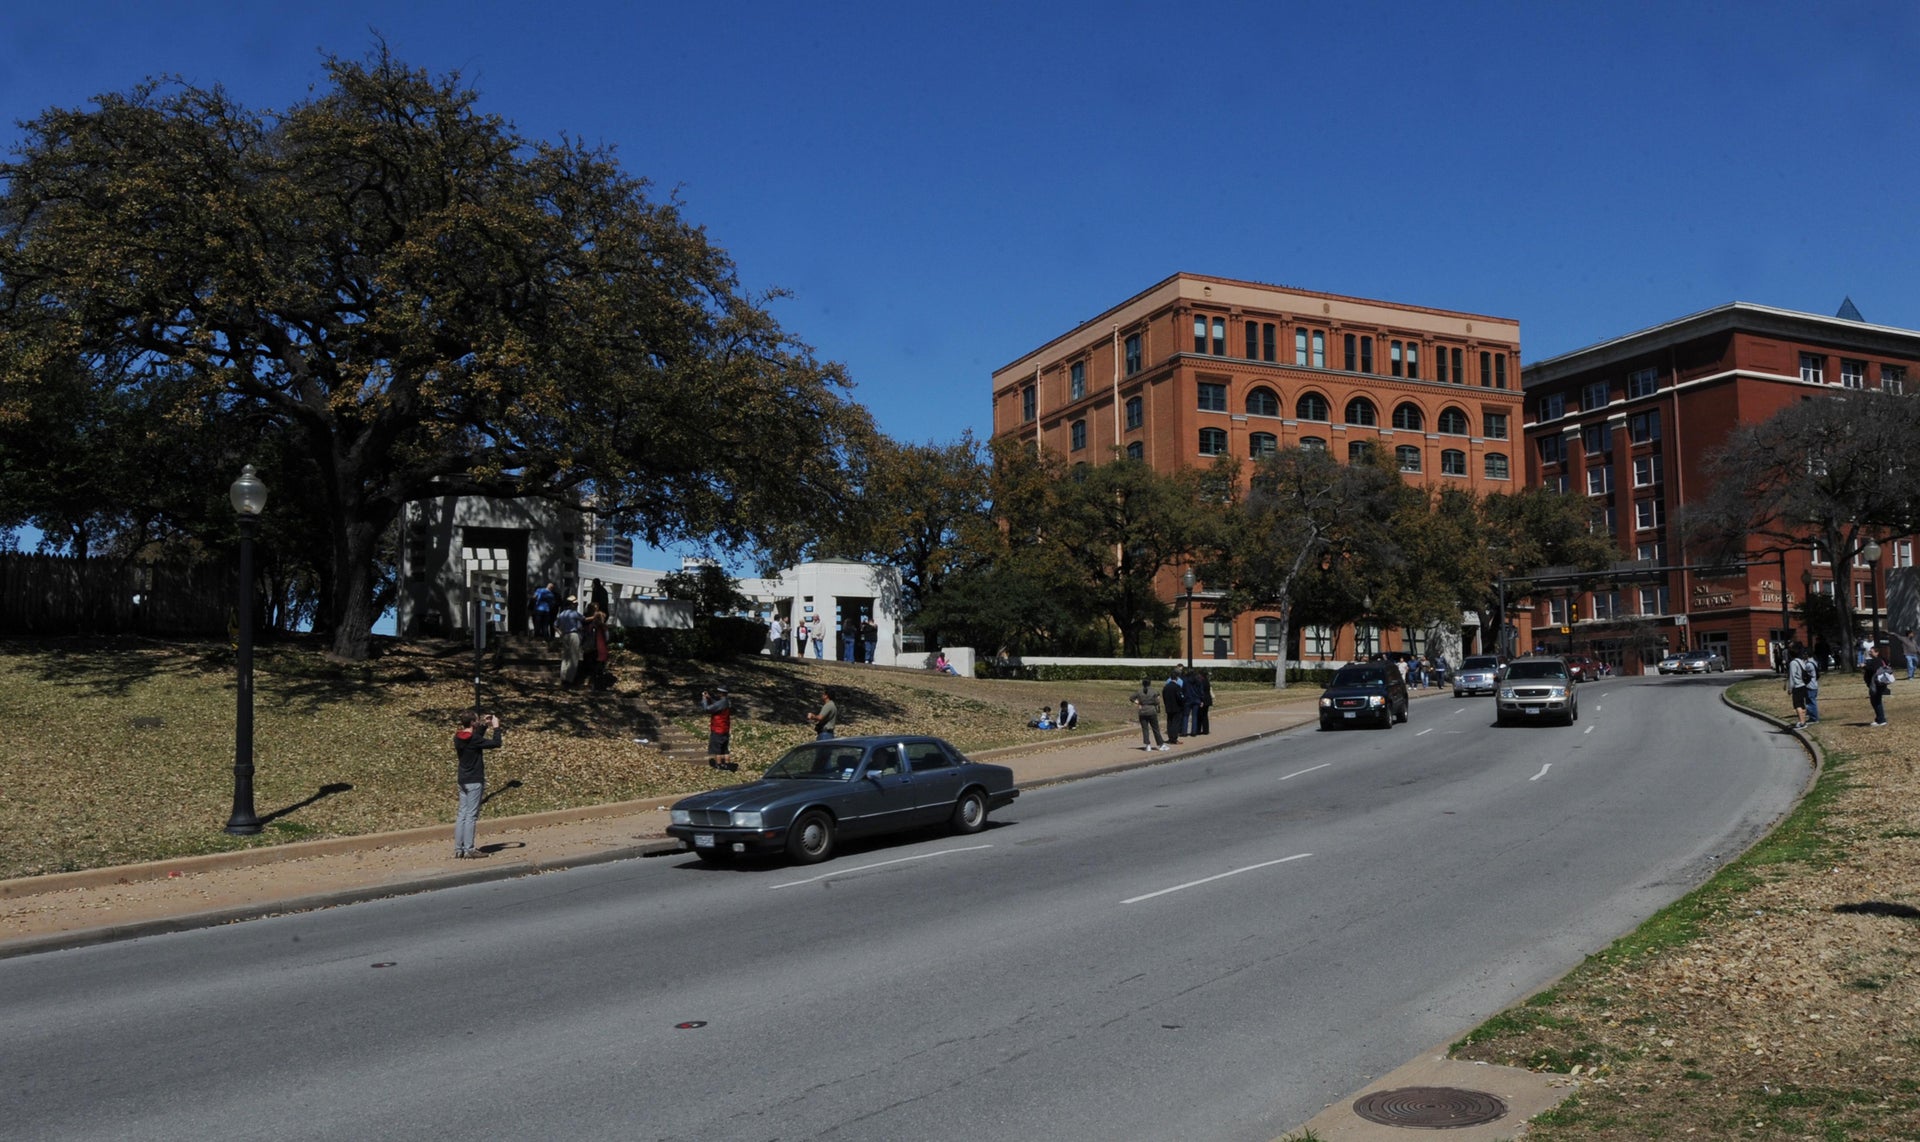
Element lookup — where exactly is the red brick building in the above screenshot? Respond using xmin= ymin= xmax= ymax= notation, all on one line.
xmin=990 ymin=272 xmax=1526 ymax=663
xmin=1521 ymin=301 xmax=1920 ymax=672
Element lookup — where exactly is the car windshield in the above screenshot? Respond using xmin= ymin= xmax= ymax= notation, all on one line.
xmin=1331 ymin=667 xmax=1388 ymax=687
xmin=763 ymin=743 xmax=868 ymax=781
xmin=1461 ymin=656 xmax=1499 ymax=670
xmin=1504 ymin=661 xmax=1568 ymax=680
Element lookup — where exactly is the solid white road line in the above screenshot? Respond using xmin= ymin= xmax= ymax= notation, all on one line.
xmin=1529 ymin=764 xmax=1552 ymax=781
xmin=1281 ymin=763 xmax=1331 ymax=781
xmin=770 ymin=845 xmax=993 ymax=889
xmin=1122 ymin=854 xmax=1313 ymax=904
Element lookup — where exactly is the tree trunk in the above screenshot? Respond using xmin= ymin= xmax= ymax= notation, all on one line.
xmin=326 ymin=511 xmax=393 ymax=661
xmin=1270 ymin=600 xmax=1293 ymax=690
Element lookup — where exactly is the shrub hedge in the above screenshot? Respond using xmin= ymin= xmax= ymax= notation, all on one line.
xmin=615 ymin=616 xmax=767 ymax=661
xmin=975 ymin=661 xmax=1338 ymax=688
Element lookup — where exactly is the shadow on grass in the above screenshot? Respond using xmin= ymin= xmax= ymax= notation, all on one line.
xmin=1834 ymin=900 xmax=1920 ymax=919
xmin=4 ymin=636 xmax=234 ymax=699
xmin=258 ymin=782 xmax=355 ymax=825
xmin=482 ymin=778 xmax=524 ymax=807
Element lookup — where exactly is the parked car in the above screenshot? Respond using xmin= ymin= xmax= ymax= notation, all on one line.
xmin=1318 ymin=662 xmax=1410 ymax=729
xmin=1656 ymin=653 xmax=1687 ymax=675
xmin=1453 ymin=654 xmax=1504 ymax=697
xmin=1677 ymin=649 xmax=1727 ymax=674
xmin=1564 ymin=654 xmax=1605 ymax=682
xmin=1495 ymin=655 xmax=1579 ymax=725
xmin=666 ymin=736 xmax=1018 ymax=865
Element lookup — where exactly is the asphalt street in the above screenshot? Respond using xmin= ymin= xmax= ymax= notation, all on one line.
xmin=3 ymin=674 xmax=1806 ymax=1141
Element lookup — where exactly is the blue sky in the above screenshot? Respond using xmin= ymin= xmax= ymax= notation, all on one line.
xmin=6 ymin=1 xmax=1919 ymax=571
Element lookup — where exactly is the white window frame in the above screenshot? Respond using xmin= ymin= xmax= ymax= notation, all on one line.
xmin=1841 ymin=359 xmax=1866 ymax=390
xmin=1633 ymin=454 xmax=1662 ymax=487
xmin=1799 ymin=352 xmax=1824 ymax=384
xmin=1635 ymin=498 xmax=1665 ymax=530
xmin=1627 ymin=366 xmax=1659 ymax=398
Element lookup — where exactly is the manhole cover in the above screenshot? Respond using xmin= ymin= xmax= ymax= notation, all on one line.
xmin=1352 ymin=1086 xmax=1508 ymax=1129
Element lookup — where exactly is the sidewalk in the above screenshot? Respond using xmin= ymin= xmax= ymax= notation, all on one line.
xmin=3 ymin=686 xmax=1426 ymax=958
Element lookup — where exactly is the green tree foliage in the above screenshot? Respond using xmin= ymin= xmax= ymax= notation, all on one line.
xmin=828 ymin=431 xmax=993 ymax=619
xmin=1199 ymin=447 xmax=1408 ymax=687
xmin=657 ymin=564 xmax=753 ymax=618
xmin=916 ymin=440 xmax=1198 ymax=656
xmin=1688 ymin=390 xmax=1920 ymax=649
xmin=1201 ymin=447 xmax=1619 ymax=685
xmin=1024 ymin=452 xmax=1199 ymax=656
xmin=0 ymin=47 xmax=871 ymax=659
xmin=1475 ymin=484 xmax=1623 ymax=639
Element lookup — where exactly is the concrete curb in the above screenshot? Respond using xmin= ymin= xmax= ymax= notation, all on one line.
xmin=0 ymin=837 xmax=689 ymax=960
xmin=0 ymin=794 xmax=687 ymax=900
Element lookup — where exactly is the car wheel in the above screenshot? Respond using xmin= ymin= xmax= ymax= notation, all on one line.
xmin=786 ymin=810 xmax=835 ymax=864
xmin=951 ymin=789 xmax=989 ymax=835
xmin=1394 ymin=702 xmax=1408 ymax=723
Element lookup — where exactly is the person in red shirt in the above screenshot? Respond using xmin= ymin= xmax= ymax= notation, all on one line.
xmin=700 ymin=686 xmax=736 ymax=771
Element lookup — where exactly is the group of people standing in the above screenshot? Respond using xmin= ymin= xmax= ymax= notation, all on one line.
xmin=767 ymin=614 xmax=880 ymax=662
xmin=1128 ymin=666 xmax=1213 ymax=751
xmin=1788 ymin=640 xmax=1894 ymax=729
xmin=532 ymin=580 xmax=610 ymax=688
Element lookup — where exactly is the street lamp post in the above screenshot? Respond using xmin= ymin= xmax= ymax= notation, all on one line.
xmin=225 ymin=465 xmax=269 ymax=836
xmin=1864 ymin=538 xmax=1883 ymax=662
xmin=1183 ymin=569 xmax=1197 ymax=669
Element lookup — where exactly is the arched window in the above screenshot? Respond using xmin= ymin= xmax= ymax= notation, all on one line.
xmin=1199 ymin=427 xmax=1228 ymax=455
xmin=1246 ymin=386 xmax=1280 ymax=417
xmin=1296 ymin=392 xmax=1330 ymax=421
xmin=1438 ymin=406 xmax=1470 ymax=435
xmin=1396 ymin=445 xmax=1422 ymax=472
xmin=1070 ymin=420 xmax=1087 ymax=451
xmin=1345 ymin=398 xmax=1377 ymax=427
xmin=1485 ymin=452 xmax=1510 ymax=480
xmin=1249 ymin=432 xmax=1278 ymax=458
xmin=1125 ymin=441 xmax=1143 ymax=460
xmin=1348 ymin=440 xmax=1374 ymax=463
xmin=1125 ymin=397 xmax=1143 ymax=429
xmin=1441 ymin=449 xmax=1467 ymax=476
xmin=1391 ymin=402 xmax=1424 ymax=431
xmin=1299 ymin=435 xmax=1327 ymax=452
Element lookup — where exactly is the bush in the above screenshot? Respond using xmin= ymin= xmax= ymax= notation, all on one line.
xmin=972 ymin=661 xmax=1337 ymax=687
xmin=614 ymin=616 xmax=768 ymax=662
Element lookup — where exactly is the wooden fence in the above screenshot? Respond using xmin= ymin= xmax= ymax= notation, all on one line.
xmin=0 ymin=553 xmax=234 ymax=637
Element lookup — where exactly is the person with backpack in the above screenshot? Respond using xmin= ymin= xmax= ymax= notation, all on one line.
xmin=1865 ymin=648 xmax=1893 ymax=727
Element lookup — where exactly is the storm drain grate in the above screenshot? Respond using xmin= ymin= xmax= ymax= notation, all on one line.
xmin=1352 ymin=1086 xmax=1508 ymax=1129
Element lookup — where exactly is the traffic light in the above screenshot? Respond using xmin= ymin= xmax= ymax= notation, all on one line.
xmin=1570 ymin=601 xmax=1580 ymax=622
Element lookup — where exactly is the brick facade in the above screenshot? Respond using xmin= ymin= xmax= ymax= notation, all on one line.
xmin=1522 ymin=302 xmax=1920 ymax=673
xmin=991 ymin=272 xmax=1526 ymax=664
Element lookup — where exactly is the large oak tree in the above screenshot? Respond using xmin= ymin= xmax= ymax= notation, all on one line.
xmin=0 ymin=48 xmax=871 ymax=659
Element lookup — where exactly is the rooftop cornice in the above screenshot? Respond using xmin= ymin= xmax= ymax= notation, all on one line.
xmin=1524 ymin=302 xmax=1920 ymax=387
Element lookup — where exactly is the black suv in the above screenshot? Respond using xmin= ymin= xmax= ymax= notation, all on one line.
xmin=1318 ymin=662 xmax=1411 ymax=729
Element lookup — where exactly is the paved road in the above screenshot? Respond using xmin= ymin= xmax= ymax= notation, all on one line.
xmin=3 ymin=675 xmax=1805 ymax=1141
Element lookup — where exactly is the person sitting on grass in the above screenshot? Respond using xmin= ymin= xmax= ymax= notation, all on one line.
xmin=1028 ymin=707 xmax=1055 ymax=730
